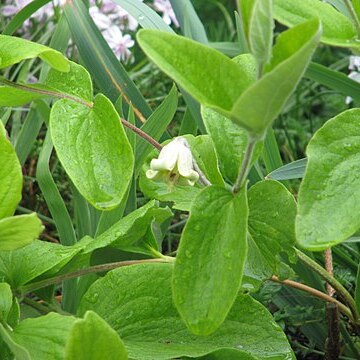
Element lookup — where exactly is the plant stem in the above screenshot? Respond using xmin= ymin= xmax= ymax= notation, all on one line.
xmin=20 ymin=258 xmax=173 ymax=294
xmin=270 ymin=276 xmax=353 ymax=320
xmin=344 ymin=0 xmax=360 ymax=38
xmin=324 ymin=248 xmax=340 ymax=360
xmin=21 ymin=297 xmax=52 ymax=314
xmin=296 ymin=248 xmax=359 ymax=322
xmin=121 ymin=119 xmax=162 ymax=151
xmin=0 ymin=77 xmax=163 ymax=151
xmin=232 ymin=136 xmax=257 ymax=193
xmin=0 ymin=76 xmax=93 ymax=108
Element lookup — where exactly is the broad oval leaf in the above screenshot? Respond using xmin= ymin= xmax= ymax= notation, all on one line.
xmin=231 ymin=19 xmax=322 ymax=135
xmin=273 ymin=0 xmax=358 ymax=48
xmin=248 ymin=180 xmax=296 ymax=276
xmin=297 ymin=108 xmax=360 ymax=250
xmin=0 ymin=86 xmax=49 ymax=107
xmin=0 ymin=214 xmax=43 ymax=251
xmin=50 ymin=93 xmax=134 ymax=210
xmin=0 ymin=122 xmax=22 ymax=219
xmin=79 ymin=263 xmax=294 ymax=359
xmin=0 ymin=34 xmax=69 ymax=71
xmin=64 ymin=311 xmax=128 ymax=360
xmin=136 ymin=29 xmax=254 ymax=115
xmin=173 ymin=185 xmax=248 ymax=335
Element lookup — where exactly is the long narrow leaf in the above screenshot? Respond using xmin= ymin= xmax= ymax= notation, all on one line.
xmin=64 ymin=0 xmax=151 ymax=120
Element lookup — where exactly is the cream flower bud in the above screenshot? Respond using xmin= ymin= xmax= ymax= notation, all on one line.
xmin=146 ymin=137 xmax=199 ymax=186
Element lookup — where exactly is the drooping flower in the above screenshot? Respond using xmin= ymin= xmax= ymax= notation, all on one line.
xmin=146 ymin=137 xmax=199 ymax=186
xmin=103 ymin=26 xmax=135 ymax=62
xmin=153 ymin=0 xmax=179 ymax=27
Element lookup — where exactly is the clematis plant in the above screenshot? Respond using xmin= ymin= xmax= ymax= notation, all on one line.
xmin=146 ymin=137 xmax=199 ymax=186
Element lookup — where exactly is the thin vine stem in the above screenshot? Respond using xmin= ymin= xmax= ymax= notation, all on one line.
xmin=19 ymin=258 xmax=173 ymax=295
xmin=270 ymin=276 xmax=353 ymax=320
xmin=0 ymin=77 xmax=163 ymax=150
xmin=295 ymin=248 xmax=359 ymax=322
xmin=232 ymin=136 xmax=258 ymax=193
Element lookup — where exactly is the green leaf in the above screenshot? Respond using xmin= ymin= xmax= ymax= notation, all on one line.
xmin=11 ymin=313 xmax=76 ymax=360
xmin=173 ymin=185 xmax=248 ymax=335
xmin=240 ymin=0 xmax=273 ymax=66
xmin=46 ymin=61 xmax=93 ymax=101
xmin=231 ymin=19 xmax=322 ymax=134
xmin=0 ymin=323 xmax=31 ymax=360
xmin=248 ymin=180 xmax=297 ymax=276
xmin=267 ymin=158 xmax=307 ymax=180
xmin=273 ymin=0 xmax=358 ymax=48
xmin=0 ymin=214 xmax=43 ymax=251
xmin=65 ymin=311 xmax=128 ymax=360
xmin=139 ymin=135 xmax=223 ymax=211
xmin=0 ymin=35 xmax=69 ymax=71
xmin=202 ymin=106 xmax=263 ymax=183
xmin=82 ymin=200 xmax=172 ymax=255
xmin=113 ymin=0 xmax=172 ymax=33
xmin=50 ymin=94 xmax=134 ymax=210
xmin=0 ymin=240 xmax=83 ymax=289
xmin=0 ymin=283 xmax=12 ymax=321
xmin=0 ymin=122 xmax=22 ymax=219
xmin=297 ymin=108 xmax=360 ymax=250
xmin=136 ymin=30 xmax=254 ymax=114
xmin=79 ymin=263 xmax=294 ymax=359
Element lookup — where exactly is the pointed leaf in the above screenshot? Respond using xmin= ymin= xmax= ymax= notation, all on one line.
xmin=50 ymin=94 xmax=134 ymax=210
xmin=65 ymin=311 xmax=128 ymax=360
xmin=231 ymin=19 xmax=321 ymax=134
xmin=0 ymin=214 xmax=43 ymax=251
xmin=267 ymin=158 xmax=307 ymax=180
xmin=0 ymin=283 xmax=12 ymax=321
xmin=297 ymin=109 xmax=360 ymax=250
xmin=137 ymin=30 xmax=254 ymax=115
xmin=0 ymin=35 xmax=69 ymax=71
xmin=173 ymin=185 xmax=248 ymax=335
xmin=0 ymin=122 xmax=22 ymax=219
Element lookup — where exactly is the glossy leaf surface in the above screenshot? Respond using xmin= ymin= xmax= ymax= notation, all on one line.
xmin=297 ymin=109 xmax=360 ymax=250
xmin=50 ymin=94 xmax=134 ymax=210
xmin=173 ymin=186 xmax=248 ymax=335
xmin=79 ymin=263 xmax=294 ymax=359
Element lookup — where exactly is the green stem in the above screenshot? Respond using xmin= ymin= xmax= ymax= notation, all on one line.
xmin=21 ymin=297 xmax=52 ymax=315
xmin=296 ymin=248 xmax=359 ymax=322
xmin=232 ymin=136 xmax=258 ymax=193
xmin=344 ymin=0 xmax=360 ymax=38
xmin=0 ymin=77 xmax=163 ymax=151
xmin=19 ymin=258 xmax=173 ymax=294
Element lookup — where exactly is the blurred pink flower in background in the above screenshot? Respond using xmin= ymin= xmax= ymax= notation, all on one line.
xmin=153 ymin=0 xmax=179 ymax=27
xmin=103 ymin=26 xmax=135 ymax=62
